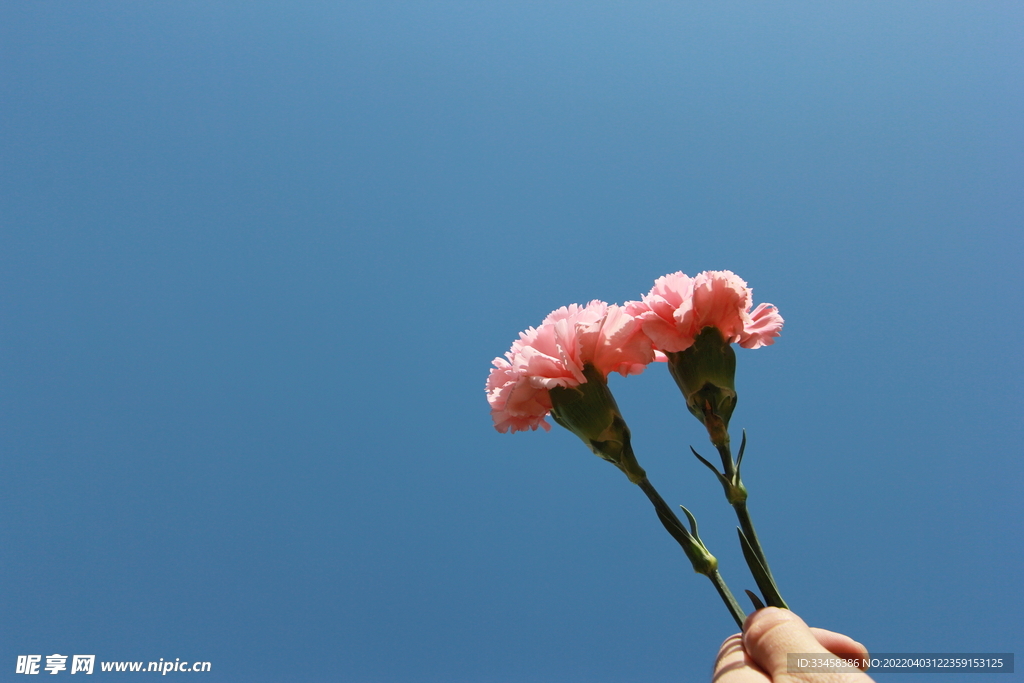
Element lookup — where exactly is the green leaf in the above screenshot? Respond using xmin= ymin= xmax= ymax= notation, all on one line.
xmin=735 ymin=429 xmax=747 ymax=472
xmin=737 ymin=528 xmax=787 ymax=609
xmin=745 ymin=589 xmax=766 ymax=611
xmin=678 ymin=504 xmax=700 ymax=538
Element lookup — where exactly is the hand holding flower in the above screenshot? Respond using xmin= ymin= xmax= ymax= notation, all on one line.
xmin=714 ymin=608 xmax=873 ymax=683
xmin=486 ymin=270 xmax=796 ymax=631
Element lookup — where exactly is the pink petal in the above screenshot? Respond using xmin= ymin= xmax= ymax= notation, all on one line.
xmin=632 ymin=269 xmax=784 ymax=353
xmin=485 ymin=300 xmax=658 ymax=433
xmin=738 ymin=303 xmax=784 ymax=349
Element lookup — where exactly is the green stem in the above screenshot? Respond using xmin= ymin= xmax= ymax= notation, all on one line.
xmin=715 ymin=441 xmax=736 ymax=480
xmin=715 ymin=442 xmax=788 ymax=610
xmin=707 ymin=570 xmax=747 ymax=629
xmin=636 ymin=477 xmax=746 ymax=628
xmin=636 ymin=478 xmax=689 ymax=542
xmin=733 ymin=502 xmax=772 ymax=584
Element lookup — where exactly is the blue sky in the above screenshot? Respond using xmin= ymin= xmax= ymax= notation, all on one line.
xmin=1 ymin=2 xmax=1021 ymax=681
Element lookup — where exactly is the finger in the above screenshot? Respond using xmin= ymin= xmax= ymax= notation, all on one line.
xmin=743 ymin=608 xmax=834 ymax=677
xmin=712 ymin=633 xmax=768 ymax=683
xmin=810 ymin=627 xmax=870 ymax=670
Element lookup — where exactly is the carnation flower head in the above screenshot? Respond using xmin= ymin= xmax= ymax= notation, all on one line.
xmin=486 ymin=300 xmax=654 ymax=434
xmin=624 ymin=270 xmax=784 ymax=445
xmin=626 ymin=270 xmax=783 ymax=353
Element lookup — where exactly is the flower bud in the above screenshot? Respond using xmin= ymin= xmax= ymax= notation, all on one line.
xmin=548 ymin=364 xmax=647 ymax=483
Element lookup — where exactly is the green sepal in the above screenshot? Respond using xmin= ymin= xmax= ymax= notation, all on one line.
xmin=665 ymin=326 xmax=738 ymax=445
xmin=549 ymin=364 xmax=646 ymax=483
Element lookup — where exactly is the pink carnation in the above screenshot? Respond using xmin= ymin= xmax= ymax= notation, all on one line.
xmin=486 ymin=301 xmax=654 ymax=433
xmin=626 ymin=270 xmax=784 ymax=353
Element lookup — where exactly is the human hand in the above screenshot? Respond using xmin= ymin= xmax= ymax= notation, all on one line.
xmin=713 ymin=607 xmax=874 ymax=682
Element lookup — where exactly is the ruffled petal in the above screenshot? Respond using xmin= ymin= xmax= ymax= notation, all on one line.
xmin=486 ymin=300 xmax=656 ymax=433
xmin=632 ymin=270 xmax=783 ymax=353
xmin=486 ymin=357 xmax=553 ymax=433
xmin=738 ymin=303 xmax=784 ymax=349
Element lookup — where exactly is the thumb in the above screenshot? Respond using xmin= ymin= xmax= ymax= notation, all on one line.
xmin=742 ymin=608 xmax=834 ymax=677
